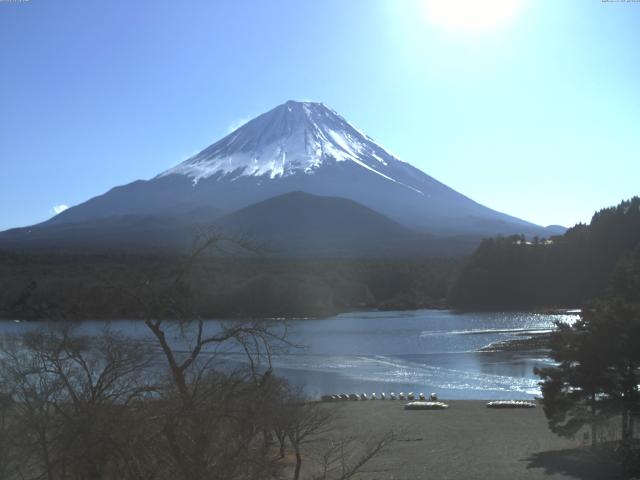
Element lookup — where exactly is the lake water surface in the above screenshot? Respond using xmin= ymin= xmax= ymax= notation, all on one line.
xmin=2 ymin=309 xmax=578 ymax=400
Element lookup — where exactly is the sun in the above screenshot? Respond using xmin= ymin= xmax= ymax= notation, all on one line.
xmin=422 ymin=0 xmax=526 ymax=32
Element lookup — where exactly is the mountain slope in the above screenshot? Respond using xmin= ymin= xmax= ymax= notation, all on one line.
xmin=42 ymin=101 xmax=553 ymax=237
xmin=212 ymin=191 xmax=429 ymax=256
xmin=0 ymin=206 xmax=227 ymax=253
xmin=215 ymin=191 xmax=413 ymax=237
xmin=0 ymin=214 xmax=202 ymax=253
xmin=0 ymin=192 xmax=481 ymax=256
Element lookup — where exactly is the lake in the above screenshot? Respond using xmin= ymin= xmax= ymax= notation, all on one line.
xmin=1 ymin=309 xmax=578 ymax=400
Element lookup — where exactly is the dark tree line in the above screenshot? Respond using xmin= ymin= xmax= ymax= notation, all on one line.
xmin=450 ymin=197 xmax=640 ymax=310
xmin=0 ymin=253 xmax=459 ymax=321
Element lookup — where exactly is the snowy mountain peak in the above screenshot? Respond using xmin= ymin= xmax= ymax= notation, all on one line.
xmin=159 ymin=100 xmax=410 ymax=185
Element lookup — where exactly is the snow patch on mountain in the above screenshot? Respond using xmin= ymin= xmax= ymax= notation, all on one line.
xmin=159 ymin=101 xmax=419 ymax=192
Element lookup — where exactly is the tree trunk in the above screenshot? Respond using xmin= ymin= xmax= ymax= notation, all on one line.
xmin=591 ymin=395 xmax=597 ymax=447
xmin=275 ymin=430 xmax=286 ymax=458
xmin=293 ymin=447 xmax=302 ymax=480
xmin=262 ymin=429 xmax=273 ymax=453
xmin=39 ymin=427 xmax=54 ymax=480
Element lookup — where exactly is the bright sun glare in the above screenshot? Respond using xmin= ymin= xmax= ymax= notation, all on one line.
xmin=422 ymin=0 xmax=525 ymax=32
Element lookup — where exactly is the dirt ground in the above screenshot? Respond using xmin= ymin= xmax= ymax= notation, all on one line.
xmin=309 ymin=400 xmax=623 ymax=480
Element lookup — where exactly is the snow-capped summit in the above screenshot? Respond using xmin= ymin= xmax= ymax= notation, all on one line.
xmin=160 ymin=100 xmax=416 ymax=190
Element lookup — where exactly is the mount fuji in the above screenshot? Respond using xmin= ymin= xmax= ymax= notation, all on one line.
xmin=0 ymin=100 xmax=563 ymax=254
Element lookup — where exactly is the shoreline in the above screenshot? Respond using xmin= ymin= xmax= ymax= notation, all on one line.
xmin=480 ymin=331 xmax=553 ymax=352
xmin=1 ymin=306 xmax=580 ymax=323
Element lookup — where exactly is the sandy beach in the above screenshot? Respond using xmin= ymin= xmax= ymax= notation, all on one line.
xmin=316 ymin=400 xmax=621 ymax=480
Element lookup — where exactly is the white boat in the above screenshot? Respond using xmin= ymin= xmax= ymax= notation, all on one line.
xmin=486 ymin=400 xmax=536 ymax=409
xmin=404 ymin=401 xmax=449 ymax=410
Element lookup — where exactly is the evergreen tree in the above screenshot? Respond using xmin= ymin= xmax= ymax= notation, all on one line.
xmin=451 ymin=197 xmax=640 ymax=309
xmin=535 ymin=307 xmax=618 ymax=446
xmin=536 ymin=298 xmax=640 ymax=457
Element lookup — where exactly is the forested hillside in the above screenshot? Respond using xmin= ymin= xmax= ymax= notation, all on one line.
xmin=0 ymin=253 xmax=458 ymax=320
xmin=450 ymin=197 xmax=640 ymax=310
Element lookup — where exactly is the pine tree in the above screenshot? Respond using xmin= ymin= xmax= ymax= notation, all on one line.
xmin=536 ymin=298 xmax=640 ymax=448
xmin=535 ymin=309 xmax=616 ymax=446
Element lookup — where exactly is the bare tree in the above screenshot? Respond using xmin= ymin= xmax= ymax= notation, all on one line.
xmin=131 ymin=233 xmax=400 ymax=480
xmin=0 ymin=233 xmax=397 ymax=480
xmin=127 ymin=234 xmax=293 ymax=480
xmin=270 ymin=386 xmax=397 ymax=480
xmin=311 ymin=431 xmax=396 ymax=480
xmin=0 ymin=389 xmax=16 ymax=480
xmin=0 ymin=325 xmax=155 ymax=480
xmin=288 ymin=401 xmax=334 ymax=480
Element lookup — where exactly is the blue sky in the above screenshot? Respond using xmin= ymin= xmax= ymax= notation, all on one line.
xmin=1 ymin=0 xmax=638 ymax=231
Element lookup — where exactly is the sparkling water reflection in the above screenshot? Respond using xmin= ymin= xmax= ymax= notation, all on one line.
xmin=1 ymin=309 xmax=577 ymax=400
